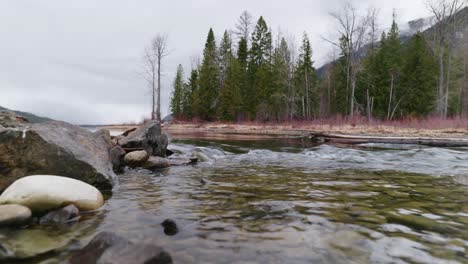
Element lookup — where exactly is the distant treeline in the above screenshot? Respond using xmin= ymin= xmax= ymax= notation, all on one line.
xmin=170 ymin=4 xmax=468 ymax=122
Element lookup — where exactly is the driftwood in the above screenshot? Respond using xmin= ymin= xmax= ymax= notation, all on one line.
xmin=309 ymin=132 xmax=468 ymax=148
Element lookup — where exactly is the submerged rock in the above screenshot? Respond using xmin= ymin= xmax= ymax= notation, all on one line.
xmin=0 ymin=121 xmax=117 ymax=191
xmin=69 ymin=232 xmax=128 ymax=264
xmin=161 ymin=219 xmax=178 ymax=236
xmin=0 ymin=175 xmax=104 ymax=213
xmin=69 ymin=231 xmax=172 ymax=264
xmin=144 ymin=156 xmax=170 ymax=170
xmin=0 ymin=228 xmax=80 ymax=260
xmin=39 ymin=204 xmax=80 ymax=225
xmin=0 ymin=204 xmax=31 ymax=227
xmin=124 ymin=150 xmax=149 ymax=167
xmin=119 ymin=121 xmax=168 ymax=157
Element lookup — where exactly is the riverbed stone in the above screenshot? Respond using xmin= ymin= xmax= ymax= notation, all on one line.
xmin=161 ymin=219 xmax=178 ymax=236
xmin=0 ymin=175 xmax=104 ymax=213
xmin=69 ymin=231 xmax=173 ymax=264
xmin=144 ymin=156 xmax=170 ymax=170
xmin=168 ymin=158 xmax=198 ymax=166
xmin=69 ymin=232 xmax=128 ymax=264
xmin=39 ymin=204 xmax=80 ymax=225
xmin=119 ymin=121 xmax=168 ymax=157
xmin=124 ymin=150 xmax=149 ymax=167
xmin=0 ymin=120 xmax=117 ymax=191
xmin=0 ymin=204 xmax=31 ymax=227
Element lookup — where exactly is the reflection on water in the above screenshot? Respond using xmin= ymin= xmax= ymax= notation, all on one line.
xmin=2 ymin=136 xmax=468 ymax=263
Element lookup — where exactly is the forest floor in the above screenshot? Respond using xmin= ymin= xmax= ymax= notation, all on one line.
xmin=104 ymin=118 xmax=468 ymax=139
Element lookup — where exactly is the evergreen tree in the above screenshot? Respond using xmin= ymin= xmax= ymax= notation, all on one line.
xmin=237 ymin=37 xmax=249 ymax=118
xmin=218 ymin=31 xmax=233 ymax=90
xmin=194 ymin=28 xmax=219 ymax=120
xmin=270 ymin=37 xmax=292 ymax=121
xmin=170 ymin=64 xmax=184 ymax=118
xmin=218 ymin=58 xmax=242 ymax=121
xmin=294 ymin=33 xmax=317 ymax=119
xmin=400 ymin=33 xmax=437 ymax=116
xmin=184 ymin=69 xmax=198 ymax=119
xmin=248 ymin=16 xmax=273 ymax=119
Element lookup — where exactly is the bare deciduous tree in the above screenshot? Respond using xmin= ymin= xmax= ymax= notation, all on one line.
xmin=426 ymin=0 xmax=465 ymax=118
xmin=325 ymin=2 xmax=374 ymax=118
xmin=235 ymin=11 xmax=253 ymax=41
xmin=142 ymin=33 xmax=169 ymax=121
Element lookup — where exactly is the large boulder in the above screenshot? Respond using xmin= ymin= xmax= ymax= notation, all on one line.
xmin=0 ymin=175 xmax=104 ymax=213
xmin=0 ymin=204 xmax=31 ymax=227
xmin=0 ymin=121 xmax=117 ymax=191
xmin=69 ymin=232 xmax=173 ymax=264
xmin=119 ymin=121 xmax=168 ymax=157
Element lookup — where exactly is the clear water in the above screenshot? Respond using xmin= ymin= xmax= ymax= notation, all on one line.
xmin=1 ymin=136 xmax=468 ymax=264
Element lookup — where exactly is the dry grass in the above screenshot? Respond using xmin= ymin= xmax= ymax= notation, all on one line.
xmin=164 ymin=117 xmax=468 ymax=138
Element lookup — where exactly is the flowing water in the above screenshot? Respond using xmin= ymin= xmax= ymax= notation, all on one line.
xmin=1 ymin=135 xmax=468 ymax=263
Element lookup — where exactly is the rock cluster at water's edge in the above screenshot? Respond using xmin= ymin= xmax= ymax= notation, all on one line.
xmin=0 ymin=116 xmax=117 ymax=191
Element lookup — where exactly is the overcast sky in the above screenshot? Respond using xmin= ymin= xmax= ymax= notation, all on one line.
xmin=0 ymin=0 xmax=432 ymax=124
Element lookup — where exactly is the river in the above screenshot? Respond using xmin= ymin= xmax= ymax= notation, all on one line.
xmin=1 ymin=135 xmax=468 ymax=263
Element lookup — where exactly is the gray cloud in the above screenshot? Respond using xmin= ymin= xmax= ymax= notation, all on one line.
xmin=0 ymin=0 xmax=431 ymax=124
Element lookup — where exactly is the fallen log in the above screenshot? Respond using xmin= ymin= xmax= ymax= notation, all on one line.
xmin=309 ymin=132 xmax=468 ymax=148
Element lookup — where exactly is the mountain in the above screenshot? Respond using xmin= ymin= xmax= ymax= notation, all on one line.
xmin=0 ymin=106 xmax=54 ymax=123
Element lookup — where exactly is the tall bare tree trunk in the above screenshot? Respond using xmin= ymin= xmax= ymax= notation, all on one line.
xmin=444 ymin=50 xmax=451 ymax=118
xmin=366 ymin=88 xmax=371 ymax=121
xmin=350 ymin=69 xmax=356 ymax=118
xmin=152 ymin=73 xmax=156 ymax=120
xmin=438 ymin=46 xmax=445 ymax=116
xmin=157 ymin=59 xmax=161 ymax=121
xmin=387 ymin=74 xmax=394 ymax=120
xmin=305 ymin=68 xmax=309 ymax=120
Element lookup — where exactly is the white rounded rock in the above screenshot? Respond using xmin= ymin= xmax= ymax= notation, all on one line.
xmin=0 ymin=175 xmax=104 ymax=213
xmin=0 ymin=204 xmax=32 ymax=227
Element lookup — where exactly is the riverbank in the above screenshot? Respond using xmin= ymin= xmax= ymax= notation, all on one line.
xmin=102 ymin=120 xmax=468 ymax=139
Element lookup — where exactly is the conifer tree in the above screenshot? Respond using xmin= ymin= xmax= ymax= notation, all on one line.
xmin=218 ymin=58 xmax=242 ymax=121
xmin=218 ymin=31 xmax=233 ymax=90
xmin=295 ymin=33 xmax=317 ymax=119
xmin=194 ymin=28 xmax=219 ymax=120
xmin=400 ymin=33 xmax=437 ymax=116
xmin=184 ymin=69 xmax=198 ymax=119
xmin=170 ymin=64 xmax=184 ymax=118
xmin=248 ymin=16 xmax=273 ymax=119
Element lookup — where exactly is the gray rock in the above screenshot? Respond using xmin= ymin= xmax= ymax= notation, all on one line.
xmin=0 ymin=204 xmax=31 ymax=227
xmin=39 ymin=204 xmax=80 ymax=225
xmin=69 ymin=232 xmax=128 ymax=264
xmin=0 ymin=121 xmax=117 ymax=191
xmin=168 ymin=158 xmax=197 ymax=166
xmin=0 ymin=111 xmax=28 ymax=128
xmin=119 ymin=121 xmax=168 ymax=157
xmin=69 ymin=232 xmax=172 ymax=264
xmin=192 ymin=151 xmax=213 ymax=163
xmin=124 ymin=150 xmax=149 ymax=167
xmin=144 ymin=156 xmax=170 ymax=170
xmin=109 ymin=146 xmax=126 ymax=172
xmin=98 ymin=242 xmax=173 ymax=264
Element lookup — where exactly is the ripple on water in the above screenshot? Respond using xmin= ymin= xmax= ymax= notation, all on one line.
xmin=3 ymin=139 xmax=467 ymax=263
